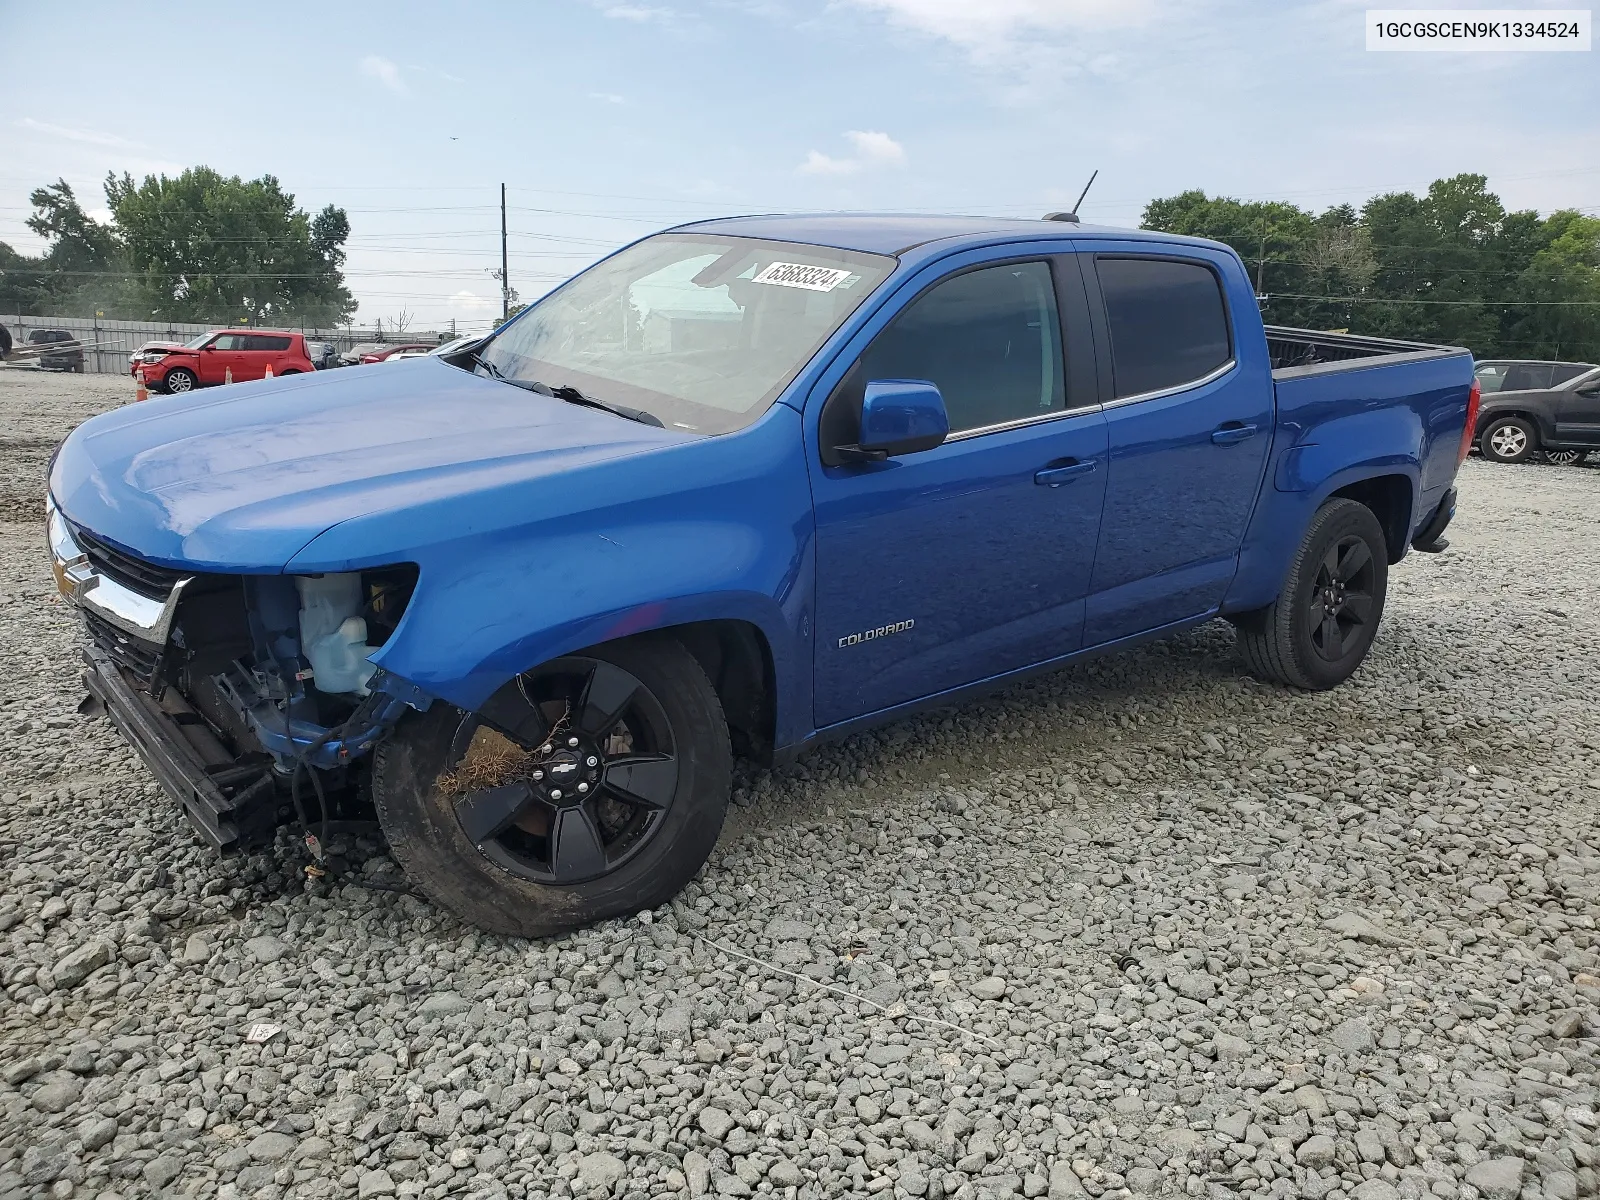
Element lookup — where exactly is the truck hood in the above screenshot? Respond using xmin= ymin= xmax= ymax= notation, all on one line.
xmin=51 ymin=356 xmax=693 ymax=571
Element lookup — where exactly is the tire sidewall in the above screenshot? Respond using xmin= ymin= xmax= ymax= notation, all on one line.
xmin=1283 ymin=500 xmax=1389 ymax=689
xmin=373 ymin=635 xmax=732 ymax=938
xmin=1481 ymin=416 xmax=1535 ymax=463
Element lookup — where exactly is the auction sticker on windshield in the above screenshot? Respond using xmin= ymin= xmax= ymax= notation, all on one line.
xmin=752 ymin=262 xmax=854 ymax=291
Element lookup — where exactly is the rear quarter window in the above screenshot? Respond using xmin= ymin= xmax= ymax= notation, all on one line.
xmin=1096 ymin=257 xmax=1232 ymax=399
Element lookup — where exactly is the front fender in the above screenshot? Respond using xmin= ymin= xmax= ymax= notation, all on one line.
xmin=285 ymin=406 xmax=817 ymax=750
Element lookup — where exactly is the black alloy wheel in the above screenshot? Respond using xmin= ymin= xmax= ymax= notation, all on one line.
xmin=1306 ymin=535 xmax=1376 ymax=663
xmin=372 ymin=634 xmax=731 ymax=937
xmin=1233 ymin=497 xmax=1389 ymax=690
xmin=445 ymin=656 xmax=679 ymax=885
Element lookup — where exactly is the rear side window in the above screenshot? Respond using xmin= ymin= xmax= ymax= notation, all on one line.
xmin=1096 ymin=257 xmax=1231 ymax=399
xmin=244 ymin=335 xmax=292 ymax=351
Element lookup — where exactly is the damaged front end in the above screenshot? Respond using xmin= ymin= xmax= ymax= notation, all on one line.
xmin=49 ymin=497 xmax=432 ymax=853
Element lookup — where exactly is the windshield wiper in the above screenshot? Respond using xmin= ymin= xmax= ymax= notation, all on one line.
xmin=515 ymin=380 xmax=665 ymax=428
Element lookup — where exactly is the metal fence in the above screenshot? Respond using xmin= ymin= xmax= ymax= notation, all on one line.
xmin=2 ymin=313 xmax=453 ymax=375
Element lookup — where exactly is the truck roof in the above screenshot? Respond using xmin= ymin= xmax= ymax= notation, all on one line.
xmin=670 ymin=213 xmax=1227 ymax=257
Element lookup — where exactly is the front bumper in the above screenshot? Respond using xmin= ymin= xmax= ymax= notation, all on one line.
xmin=82 ymin=645 xmax=279 ymax=852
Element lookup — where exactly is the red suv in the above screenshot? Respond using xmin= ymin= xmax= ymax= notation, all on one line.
xmin=131 ymin=330 xmax=316 ymax=393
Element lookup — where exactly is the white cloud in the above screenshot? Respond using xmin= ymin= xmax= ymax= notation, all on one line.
xmin=14 ymin=118 xmax=143 ymax=149
xmin=359 ymin=55 xmax=406 ymax=93
xmin=449 ymin=290 xmax=497 ymax=313
xmin=843 ymin=0 xmax=1156 ymax=49
xmin=603 ymin=4 xmax=674 ymax=21
xmin=797 ymin=130 xmax=907 ymax=175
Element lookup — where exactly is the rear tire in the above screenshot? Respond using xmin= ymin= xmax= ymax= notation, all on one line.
xmin=1234 ymin=497 xmax=1388 ymax=690
xmin=1480 ymin=416 xmax=1536 ymax=463
xmin=372 ymin=634 xmax=732 ymax=937
xmin=1543 ymin=448 xmax=1587 ymax=466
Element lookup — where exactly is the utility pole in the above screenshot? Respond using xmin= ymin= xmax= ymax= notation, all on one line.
xmin=500 ymin=183 xmax=510 ymax=322
xmin=1254 ymin=216 xmax=1268 ymax=298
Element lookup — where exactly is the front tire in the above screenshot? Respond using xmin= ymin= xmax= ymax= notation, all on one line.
xmin=1234 ymin=497 xmax=1388 ymax=690
xmin=372 ymin=635 xmax=732 ymax=937
xmin=1480 ymin=416 xmax=1536 ymax=463
xmin=164 ymin=367 xmax=197 ymax=394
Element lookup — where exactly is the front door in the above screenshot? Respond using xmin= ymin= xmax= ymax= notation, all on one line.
xmin=1555 ymin=372 xmax=1600 ymax=446
xmin=199 ymin=334 xmax=244 ymax=384
xmin=1081 ymin=249 xmax=1274 ymax=645
xmin=810 ymin=256 xmax=1108 ymax=728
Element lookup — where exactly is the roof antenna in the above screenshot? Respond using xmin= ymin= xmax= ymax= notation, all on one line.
xmin=1044 ymin=170 xmax=1098 ymax=224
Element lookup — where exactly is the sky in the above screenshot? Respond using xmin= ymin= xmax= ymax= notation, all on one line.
xmin=1 ymin=0 xmax=1595 ymax=334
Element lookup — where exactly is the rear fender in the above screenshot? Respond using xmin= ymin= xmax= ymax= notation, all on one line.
xmin=1222 ymin=403 xmax=1424 ymax=615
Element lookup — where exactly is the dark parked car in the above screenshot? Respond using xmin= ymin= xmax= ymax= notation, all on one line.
xmin=1473 ymin=360 xmax=1600 ymax=465
xmin=27 ymin=329 xmax=84 ymax=372
xmin=306 ymin=341 xmax=341 ymax=370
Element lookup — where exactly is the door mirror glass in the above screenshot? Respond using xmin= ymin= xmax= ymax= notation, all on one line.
xmin=855 ymin=379 xmax=949 ymax=458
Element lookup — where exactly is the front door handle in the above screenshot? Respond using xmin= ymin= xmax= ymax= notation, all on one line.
xmin=1034 ymin=460 xmax=1096 ymax=487
xmin=1212 ymin=422 xmax=1259 ymax=445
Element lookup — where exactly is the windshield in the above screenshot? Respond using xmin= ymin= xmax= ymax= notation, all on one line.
xmin=479 ymin=233 xmax=896 ymax=434
xmin=184 ymin=332 xmax=212 ymax=349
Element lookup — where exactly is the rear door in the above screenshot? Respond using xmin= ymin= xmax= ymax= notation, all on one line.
xmin=1555 ymin=369 xmax=1600 ymax=445
xmin=1080 ymin=247 xmax=1274 ymax=646
xmin=242 ymin=334 xmax=292 ymax=379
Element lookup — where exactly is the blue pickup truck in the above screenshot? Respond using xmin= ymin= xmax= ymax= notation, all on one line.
xmin=48 ymin=214 xmax=1477 ymax=935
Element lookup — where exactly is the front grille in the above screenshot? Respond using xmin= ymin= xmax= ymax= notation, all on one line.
xmin=83 ymin=610 xmax=165 ymax=681
xmin=72 ymin=526 xmax=190 ymax=599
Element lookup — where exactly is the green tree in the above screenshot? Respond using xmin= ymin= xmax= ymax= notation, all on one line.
xmin=104 ymin=167 xmax=355 ymax=325
xmin=1142 ymin=174 xmax=1600 ymax=362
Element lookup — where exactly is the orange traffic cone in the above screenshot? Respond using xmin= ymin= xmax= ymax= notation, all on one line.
xmin=135 ymin=366 xmax=149 ymax=403
xmin=225 ymin=366 xmax=233 ymax=385
xmin=264 ymin=363 xmax=274 ymax=380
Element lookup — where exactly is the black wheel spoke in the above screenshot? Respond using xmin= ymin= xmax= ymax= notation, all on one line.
xmin=1320 ymin=611 xmax=1344 ymax=658
xmin=577 ymin=660 xmax=638 ymax=738
xmin=474 ymin=685 xmax=552 ymax=750
xmin=1342 ymin=591 xmax=1373 ymax=623
xmin=603 ymin=754 xmax=678 ymax=811
xmin=550 ymin=803 xmax=608 ymax=878
xmin=1337 ymin=539 xmax=1371 ymax=581
xmin=1320 ymin=545 xmax=1340 ymax=582
xmin=455 ymin=783 xmax=536 ymax=845
xmin=1308 ymin=596 xmax=1326 ymax=626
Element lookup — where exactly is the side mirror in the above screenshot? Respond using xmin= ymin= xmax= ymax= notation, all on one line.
xmin=838 ymin=379 xmax=949 ymax=462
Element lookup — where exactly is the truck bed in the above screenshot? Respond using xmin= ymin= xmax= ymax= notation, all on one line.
xmin=1265 ymin=325 xmax=1467 ymax=377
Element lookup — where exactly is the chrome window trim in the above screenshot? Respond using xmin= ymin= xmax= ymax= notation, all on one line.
xmin=1102 ymin=359 xmax=1237 ymax=411
xmin=945 ymin=402 xmax=1105 ymax=444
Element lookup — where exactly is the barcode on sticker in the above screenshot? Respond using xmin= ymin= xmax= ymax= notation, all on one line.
xmin=752 ymin=262 xmax=853 ymax=291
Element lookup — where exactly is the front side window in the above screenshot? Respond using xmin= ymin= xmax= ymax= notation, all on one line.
xmin=854 ymin=261 xmax=1066 ymax=435
xmin=211 ymin=334 xmax=243 ymax=351
xmin=481 ymin=234 xmax=895 ymax=434
xmin=1097 ymin=257 xmax=1231 ymax=399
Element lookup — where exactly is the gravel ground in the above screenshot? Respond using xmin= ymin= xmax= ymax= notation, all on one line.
xmin=1 ymin=369 xmax=1596 ymax=1200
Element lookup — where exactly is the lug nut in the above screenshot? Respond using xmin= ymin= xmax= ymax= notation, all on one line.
xmin=567 ymin=736 xmax=580 ymax=747
xmin=532 ymin=769 xmax=544 ymax=781
xmin=577 ymin=782 xmax=589 ymax=793
xmin=550 ymin=788 xmax=563 ymax=800
xmin=586 ymin=756 xmax=598 ymax=767
xmin=539 ymin=744 xmax=551 ymax=755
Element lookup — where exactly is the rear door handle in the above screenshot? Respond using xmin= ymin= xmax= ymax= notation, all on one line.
xmin=1212 ymin=422 xmax=1259 ymax=445
xmin=1034 ymin=460 xmax=1096 ymax=487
